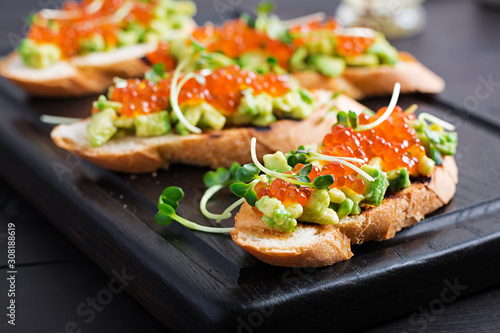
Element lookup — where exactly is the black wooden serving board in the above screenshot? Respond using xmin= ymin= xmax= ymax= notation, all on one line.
xmin=1 ymin=1 xmax=500 ymax=330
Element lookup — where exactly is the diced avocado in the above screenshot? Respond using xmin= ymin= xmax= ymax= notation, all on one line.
xmin=256 ymin=196 xmax=297 ymax=232
xmin=284 ymin=202 xmax=303 ymax=219
xmin=238 ymin=52 xmax=271 ymax=74
xmin=144 ymin=32 xmax=160 ymax=44
xmin=341 ymin=188 xmax=364 ymax=215
xmin=357 ymin=165 xmax=389 ymax=206
xmin=304 ymin=37 xmax=335 ymax=55
xmin=417 ymin=155 xmax=435 ymax=176
xmin=387 ymin=168 xmax=411 ymax=193
xmin=336 ymin=197 xmax=354 ymax=219
xmin=18 ymin=39 xmax=61 ymax=69
xmin=344 ymin=53 xmax=380 ymax=67
xmin=174 ymin=106 xmax=202 ymax=135
xmin=134 ymin=111 xmax=171 ymax=137
xmin=328 ymin=188 xmax=346 ymax=204
xmin=199 ymin=52 xmax=234 ymax=70
xmin=87 ymin=108 xmax=118 ymax=147
xmin=299 ymin=189 xmax=339 ymax=225
xmin=79 ymin=34 xmax=106 ymax=54
xmin=197 ymin=103 xmax=226 ymax=130
xmin=366 ymin=35 xmax=399 ymax=65
xmin=232 ymin=91 xmax=274 ymax=126
xmin=263 ymin=151 xmax=292 ymax=173
xmin=150 ymin=19 xmax=181 ymax=40
xmin=310 ymin=55 xmax=346 ymax=77
xmin=289 ymin=47 xmax=308 ymax=71
xmin=114 ymin=115 xmax=135 ymax=129
xmin=118 ymin=30 xmax=140 ymax=47
xmin=169 ymin=36 xmax=194 ymax=61
xmin=92 ymin=95 xmax=123 ymax=112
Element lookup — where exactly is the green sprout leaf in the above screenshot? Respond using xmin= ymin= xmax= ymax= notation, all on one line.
xmin=348 ymin=110 xmax=358 ymax=129
xmin=279 ymin=29 xmax=293 ymax=44
xmin=145 ymin=63 xmax=166 ymax=83
xmin=286 ymin=147 xmax=309 ymax=168
xmin=240 ymin=12 xmax=256 ymax=28
xmin=424 ymin=127 xmax=442 ymax=144
xmin=230 ymin=182 xmax=259 ymax=206
xmin=299 ymin=89 xmax=314 ymax=104
xmin=159 ymin=186 xmax=184 ymax=209
xmin=313 ymin=175 xmax=334 ymax=189
xmin=296 ymin=164 xmax=312 ymax=183
xmin=236 ymin=163 xmax=260 ymax=183
xmin=203 ymin=162 xmax=241 ymax=188
xmin=336 ymin=111 xmax=349 ymax=127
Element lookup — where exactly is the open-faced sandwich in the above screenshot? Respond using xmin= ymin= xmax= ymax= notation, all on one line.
xmin=146 ymin=3 xmax=444 ymax=99
xmin=153 ymin=84 xmax=458 ymax=267
xmin=50 ymin=52 xmax=366 ymax=172
xmin=0 ymin=0 xmax=196 ymax=97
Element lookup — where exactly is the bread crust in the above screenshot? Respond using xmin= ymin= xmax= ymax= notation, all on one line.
xmin=0 ymin=20 xmax=196 ymax=98
xmin=293 ymin=52 xmax=445 ymax=99
xmin=50 ymin=94 xmax=366 ymax=173
xmin=231 ymin=157 xmax=457 ymax=267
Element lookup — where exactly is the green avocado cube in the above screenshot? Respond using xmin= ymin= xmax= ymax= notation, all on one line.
xmin=357 ymin=165 xmax=389 ymax=206
xmin=87 ymin=108 xmax=118 ymax=147
xmin=310 ymin=55 xmax=346 ymax=77
xmin=134 ymin=111 xmax=171 ymax=137
xmin=18 ymin=39 xmax=61 ymax=69
xmin=387 ymin=168 xmax=411 ymax=193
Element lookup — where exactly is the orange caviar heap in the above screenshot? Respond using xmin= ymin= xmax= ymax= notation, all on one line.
xmin=147 ymin=18 xmax=375 ymax=70
xmin=105 ymin=65 xmax=292 ymax=117
xmin=255 ymin=106 xmax=426 ymax=206
xmin=27 ymin=0 xmax=156 ymax=58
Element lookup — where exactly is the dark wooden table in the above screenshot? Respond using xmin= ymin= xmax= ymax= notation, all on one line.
xmin=1 ymin=0 xmax=499 ymax=332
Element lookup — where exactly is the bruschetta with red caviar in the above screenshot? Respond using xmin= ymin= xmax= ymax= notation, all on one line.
xmin=146 ymin=3 xmax=444 ymax=99
xmin=152 ymin=84 xmax=458 ymax=267
xmin=50 ymin=61 xmax=366 ymax=172
xmin=0 ymin=0 xmax=196 ymax=97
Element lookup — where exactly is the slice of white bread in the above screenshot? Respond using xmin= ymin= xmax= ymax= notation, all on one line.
xmin=231 ymin=156 xmax=458 ymax=267
xmin=0 ymin=19 xmax=196 ymax=98
xmin=51 ymin=94 xmax=366 ymax=173
xmin=293 ymin=52 xmax=445 ymax=100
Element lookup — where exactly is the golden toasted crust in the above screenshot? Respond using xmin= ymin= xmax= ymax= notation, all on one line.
xmin=0 ymin=53 xmax=149 ymax=97
xmin=0 ymin=20 xmax=196 ymax=98
xmin=293 ymin=52 xmax=445 ymax=99
xmin=50 ymin=94 xmax=366 ymax=173
xmin=231 ymin=157 xmax=457 ymax=267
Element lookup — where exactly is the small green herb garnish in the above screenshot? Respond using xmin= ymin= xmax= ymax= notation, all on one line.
xmin=155 ymin=186 xmax=234 ymax=233
xmin=200 ymin=163 xmax=245 ymax=221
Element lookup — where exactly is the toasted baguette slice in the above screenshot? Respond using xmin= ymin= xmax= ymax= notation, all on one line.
xmin=293 ymin=52 xmax=445 ymax=100
xmin=0 ymin=20 xmax=195 ymax=98
xmin=231 ymin=156 xmax=458 ymax=267
xmin=51 ymin=94 xmax=366 ymax=173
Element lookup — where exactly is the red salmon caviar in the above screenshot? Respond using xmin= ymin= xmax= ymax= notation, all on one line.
xmin=28 ymin=0 xmax=157 ymax=58
xmin=106 ymin=65 xmax=292 ymax=117
xmin=255 ymin=178 xmax=311 ymax=207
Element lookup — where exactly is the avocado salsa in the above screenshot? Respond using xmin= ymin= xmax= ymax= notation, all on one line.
xmin=230 ymin=104 xmax=458 ymax=233
xmin=88 ymin=65 xmax=318 ymax=147
xmin=18 ymin=0 xmax=196 ymax=69
xmin=146 ymin=7 xmax=399 ymax=79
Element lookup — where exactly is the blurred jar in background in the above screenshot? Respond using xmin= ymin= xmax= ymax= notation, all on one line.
xmin=335 ymin=0 xmax=427 ymax=39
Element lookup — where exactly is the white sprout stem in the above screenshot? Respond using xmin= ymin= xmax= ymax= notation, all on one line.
xmin=170 ymin=57 xmax=202 ymax=134
xmin=418 ymin=112 xmax=456 ymax=131
xmin=39 ymin=9 xmax=80 ymax=20
xmin=282 ymin=12 xmax=327 ymax=28
xmin=113 ymin=1 xmax=134 ymax=22
xmin=40 ymin=115 xmax=82 ymax=125
xmin=86 ymin=0 xmax=104 ymax=14
xmin=306 ymin=153 xmax=374 ymax=182
xmin=216 ymin=197 xmax=246 ymax=223
xmin=175 ymin=215 xmax=234 ymax=233
xmin=200 ymin=185 xmax=232 ymax=221
xmin=355 ymin=82 xmax=401 ymax=132
xmin=250 ymin=138 xmax=311 ymax=187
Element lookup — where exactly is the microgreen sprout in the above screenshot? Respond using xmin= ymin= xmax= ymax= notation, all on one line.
xmin=249 ymin=138 xmax=334 ymax=189
xmin=40 ymin=115 xmax=82 ymax=125
xmin=200 ymin=163 xmax=243 ymax=222
xmin=155 ymin=186 xmax=234 ymax=233
xmin=169 ymin=37 xmax=208 ymax=134
xmin=355 ymin=82 xmax=401 ymax=132
xmin=418 ymin=112 xmax=456 ymax=131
